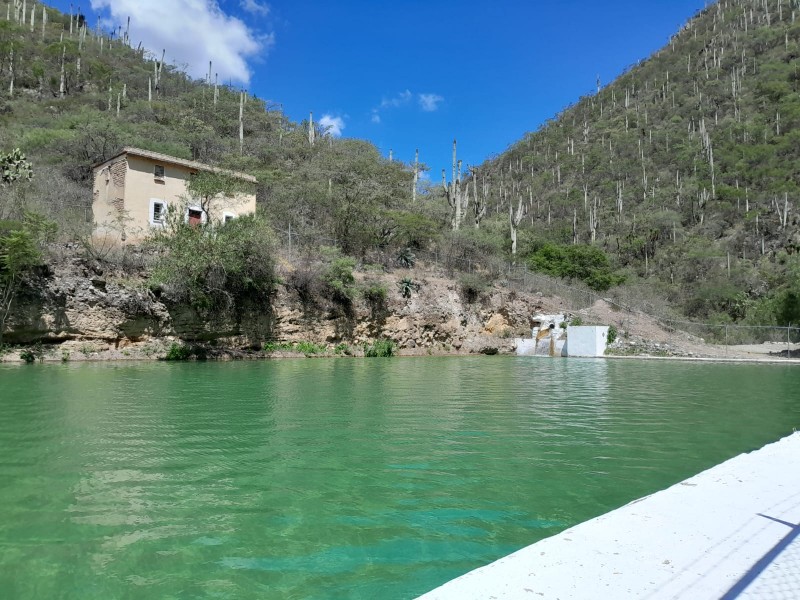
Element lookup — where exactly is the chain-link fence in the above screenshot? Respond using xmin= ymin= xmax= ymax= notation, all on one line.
xmin=656 ymin=320 xmax=799 ymax=357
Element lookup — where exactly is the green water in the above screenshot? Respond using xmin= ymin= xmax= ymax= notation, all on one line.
xmin=0 ymin=358 xmax=798 ymax=599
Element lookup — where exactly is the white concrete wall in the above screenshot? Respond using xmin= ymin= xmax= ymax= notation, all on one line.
xmin=566 ymin=326 xmax=609 ymax=357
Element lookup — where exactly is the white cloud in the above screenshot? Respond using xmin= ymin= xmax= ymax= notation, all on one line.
xmin=319 ymin=114 xmax=345 ymax=137
xmin=380 ymin=89 xmax=412 ymax=109
xmin=418 ymin=93 xmax=444 ymax=112
xmin=240 ymin=0 xmax=270 ymax=16
xmin=90 ymin=0 xmax=266 ymax=85
xmin=372 ymin=89 xmax=444 ymax=123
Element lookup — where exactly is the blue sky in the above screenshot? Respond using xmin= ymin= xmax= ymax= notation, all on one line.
xmin=45 ymin=0 xmax=708 ymax=175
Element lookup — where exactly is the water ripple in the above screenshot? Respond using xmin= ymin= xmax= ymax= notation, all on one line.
xmin=0 ymin=359 xmax=798 ymax=599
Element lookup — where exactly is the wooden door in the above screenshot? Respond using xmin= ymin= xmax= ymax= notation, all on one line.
xmin=188 ymin=209 xmax=202 ymax=226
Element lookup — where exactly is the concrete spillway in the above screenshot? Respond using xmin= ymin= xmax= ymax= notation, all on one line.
xmin=515 ymin=336 xmax=566 ymax=357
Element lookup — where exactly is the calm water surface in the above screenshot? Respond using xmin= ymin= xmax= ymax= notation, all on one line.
xmin=0 ymin=358 xmax=798 ymax=598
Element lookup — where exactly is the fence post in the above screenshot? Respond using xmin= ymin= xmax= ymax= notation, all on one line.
xmin=725 ymin=325 xmax=728 ymax=356
xmin=789 ymin=325 xmax=792 ymax=359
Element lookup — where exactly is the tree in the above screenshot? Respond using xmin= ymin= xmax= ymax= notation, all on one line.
xmin=0 ymin=213 xmax=56 ymax=344
xmin=184 ymin=169 xmax=254 ymax=224
xmin=148 ymin=214 xmax=277 ymax=327
xmin=527 ymin=242 xmax=624 ymax=291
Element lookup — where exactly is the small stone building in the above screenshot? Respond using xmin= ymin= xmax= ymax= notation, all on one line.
xmin=92 ymin=147 xmax=257 ymax=242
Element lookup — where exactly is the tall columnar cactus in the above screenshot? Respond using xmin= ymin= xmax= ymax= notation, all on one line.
xmin=7 ymin=44 xmax=13 ymax=97
xmin=412 ymin=148 xmax=419 ymax=202
xmin=509 ymin=188 xmax=526 ymax=259
xmin=153 ymin=49 xmax=165 ymax=95
xmin=239 ymin=92 xmax=244 ymax=155
xmin=470 ymin=167 xmax=488 ymax=229
xmin=589 ymin=196 xmax=599 ymax=243
xmin=59 ymin=44 xmax=65 ymax=97
xmin=442 ymin=139 xmax=468 ymax=230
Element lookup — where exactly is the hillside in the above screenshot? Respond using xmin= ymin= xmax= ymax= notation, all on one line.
xmin=0 ymin=0 xmax=441 ymax=253
xmin=468 ymin=0 xmax=800 ymax=326
xmin=0 ymin=0 xmax=799 ymax=348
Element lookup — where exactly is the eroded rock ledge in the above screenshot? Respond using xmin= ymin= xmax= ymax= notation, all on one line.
xmin=3 ymin=250 xmax=547 ymax=360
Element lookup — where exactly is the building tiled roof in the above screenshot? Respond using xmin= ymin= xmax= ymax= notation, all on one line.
xmin=93 ymin=147 xmax=257 ymax=183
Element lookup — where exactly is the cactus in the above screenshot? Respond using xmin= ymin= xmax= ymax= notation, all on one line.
xmin=1 ymin=149 xmax=34 ymax=184
xmin=442 ymin=139 xmax=468 ymax=230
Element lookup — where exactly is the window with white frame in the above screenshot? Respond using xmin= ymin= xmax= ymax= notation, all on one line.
xmin=149 ymin=199 xmax=167 ymax=226
xmin=223 ymin=211 xmax=236 ymax=224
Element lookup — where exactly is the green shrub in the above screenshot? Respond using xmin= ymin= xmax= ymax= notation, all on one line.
xmin=20 ymin=349 xmax=36 ymax=364
xmin=526 ymin=243 xmax=625 ymax=291
xmin=459 ymin=274 xmax=489 ymax=303
xmin=362 ymin=282 xmax=388 ymax=304
xmin=148 ymin=215 xmax=277 ymax=315
xmin=263 ymin=341 xmax=296 ymax=353
xmin=295 ymin=341 xmax=326 ymax=355
xmin=364 ymin=339 xmax=395 ymax=357
xmin=164 ymin=343 xmax=193 ymax=361
xmin=322 ymin=251 xmax=357 ymax=303
xmin=607 ymin=325 xmax=618 ymax=344
xmin=334 ymin=343 xmax=351 ymax=355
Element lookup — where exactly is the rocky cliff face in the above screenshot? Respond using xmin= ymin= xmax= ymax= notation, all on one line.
xmin=4 ymin=250 xmax=546 ymax=358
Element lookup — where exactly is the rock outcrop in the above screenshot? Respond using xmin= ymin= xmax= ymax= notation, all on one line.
xmin=3 ymin=250 xmax=545 ymax=357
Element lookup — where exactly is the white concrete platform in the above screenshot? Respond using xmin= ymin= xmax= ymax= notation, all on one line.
xmin=418 ymin=433 xmax=800 ymax=600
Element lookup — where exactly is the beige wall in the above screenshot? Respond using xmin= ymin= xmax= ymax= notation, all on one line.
xmin=92 ymin=154 xmax=257 ymax=243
